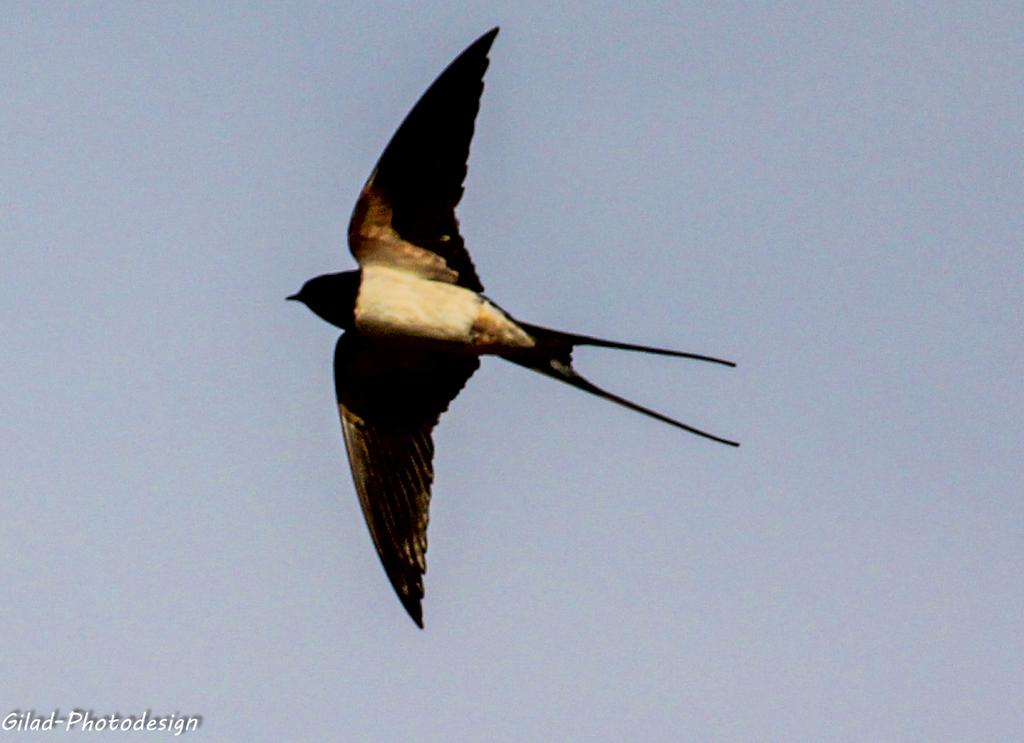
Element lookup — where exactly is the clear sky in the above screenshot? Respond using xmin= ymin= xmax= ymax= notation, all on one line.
xmin=2 ymin=2 xmax=1021 ymax=741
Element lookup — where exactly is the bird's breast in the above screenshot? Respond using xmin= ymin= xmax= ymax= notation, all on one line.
xmin=354 ymin=266 xmax=534 ymax=353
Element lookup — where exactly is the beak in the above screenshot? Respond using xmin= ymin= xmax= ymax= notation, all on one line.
xmin=286 ymin=293 xmax=300 ymax=302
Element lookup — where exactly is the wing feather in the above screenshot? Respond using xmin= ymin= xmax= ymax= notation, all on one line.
xmin=348 ymin=28 xmax=499 ymax=292
xmin=334 ymin=334 xmax=479 ymax=627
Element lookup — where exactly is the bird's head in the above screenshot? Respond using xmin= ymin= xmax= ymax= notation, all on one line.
xmin=287 ymin=270 xmax=361 ymax=330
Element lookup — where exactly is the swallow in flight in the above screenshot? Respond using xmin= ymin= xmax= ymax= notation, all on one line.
xmin=289 ymin=27 xmax=737 ymax=627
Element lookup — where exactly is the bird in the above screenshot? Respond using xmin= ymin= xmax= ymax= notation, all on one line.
xmin=288 ymin=27 xmax=737 ymax=628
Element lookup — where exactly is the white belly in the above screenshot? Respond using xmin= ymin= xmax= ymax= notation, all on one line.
xmin=354 ymin=266 xmax=533 ymax=352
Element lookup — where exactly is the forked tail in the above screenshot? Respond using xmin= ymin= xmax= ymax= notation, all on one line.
xmin=503 ymin=322 xmax=739 ymax=447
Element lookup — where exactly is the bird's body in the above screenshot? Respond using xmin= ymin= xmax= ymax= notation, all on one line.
xmin=289 ymin=27 xmax=737 ymax=627
xmin=355 ymin=267 xmax=535 ymax=352
xmin=292 ymin=267 xmax=536 ymax=354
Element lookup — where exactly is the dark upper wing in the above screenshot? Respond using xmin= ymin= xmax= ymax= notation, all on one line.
xmin=347 ymin=28 xmax=498 ymax=293
xmin=333 ymin=333 xmax=479 ymax=627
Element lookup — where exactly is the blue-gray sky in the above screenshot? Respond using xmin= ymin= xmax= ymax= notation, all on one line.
xmin=2 ymin=3 xmax=1021 ymax=741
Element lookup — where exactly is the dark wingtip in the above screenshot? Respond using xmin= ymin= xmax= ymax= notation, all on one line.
xmin=402 ymin=598 xmax=424 ymax=629
xmin=471 ymin=27 xmax=499 ymax=55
